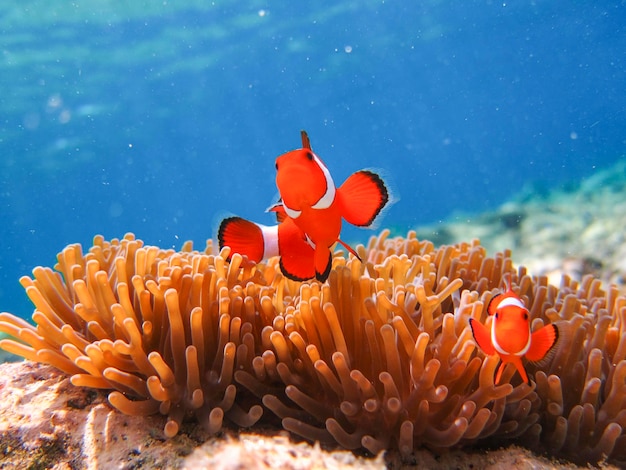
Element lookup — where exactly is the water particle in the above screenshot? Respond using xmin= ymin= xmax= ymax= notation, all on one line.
xmin=109 ymin=202 xmax=123 ymax=218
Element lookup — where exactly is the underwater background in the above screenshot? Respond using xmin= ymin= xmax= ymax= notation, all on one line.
xmin=1 ymin=1 xmax=625 ymax=320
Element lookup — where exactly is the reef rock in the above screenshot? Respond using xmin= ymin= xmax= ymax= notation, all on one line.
xmin=0 ymin=361 xmax=616 ymax=469
xmin=0 ymin=360 xmax=382 ymax=469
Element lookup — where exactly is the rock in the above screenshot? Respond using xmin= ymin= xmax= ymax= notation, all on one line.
xmin=0 ymin=361 xmax=193 ymax=469
xmin=415 ymin=159 xmax=626 ymax=294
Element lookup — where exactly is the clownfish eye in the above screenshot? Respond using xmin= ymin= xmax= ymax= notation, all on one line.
xmin=495 ymin=312 xmax=499 ymax=319
xmin=523 ymin=312 xmax=529 ymax=321
xmin=304 ymin=151 xmax=314 ymax=161
xmin=275 ymin=162 xmax=279 ymax=170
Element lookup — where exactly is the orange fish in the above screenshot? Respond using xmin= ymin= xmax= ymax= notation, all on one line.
xmin=469 ymin=281 xmax=559 ymax=384
xmin=218 ymin=130 xmax=390 ymax=282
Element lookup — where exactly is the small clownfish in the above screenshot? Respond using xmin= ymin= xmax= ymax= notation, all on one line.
xmin=218 ymin=130 xmax=390 ymax=282
xmin=469 ymin=281 xmax=559 ymax=385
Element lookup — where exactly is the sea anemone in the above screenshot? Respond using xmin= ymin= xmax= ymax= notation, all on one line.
xmin=0 ymin=230 xmax=624 ymax=466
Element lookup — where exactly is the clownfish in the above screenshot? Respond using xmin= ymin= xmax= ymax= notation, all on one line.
xmin=469 ymin=281 xmax=559 ymax=384
xmin=218 ymin=130 xmax=390 ymax=282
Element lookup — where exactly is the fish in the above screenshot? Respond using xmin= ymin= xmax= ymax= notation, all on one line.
xmin=218 ymin=130 xmax=390 ymax=282
xmin=468 ymin=280 xmax=559 ymax=384
xmin=218 ymin=215 xmax=318 ymax=281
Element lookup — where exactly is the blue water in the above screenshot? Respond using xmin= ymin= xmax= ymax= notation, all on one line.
xmin=1 ymin=1 xmax=625 ymax=319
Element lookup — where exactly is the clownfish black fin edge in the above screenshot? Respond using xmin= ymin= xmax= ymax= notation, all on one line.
xmin=315 ymin=252 xmax=333 ymax=282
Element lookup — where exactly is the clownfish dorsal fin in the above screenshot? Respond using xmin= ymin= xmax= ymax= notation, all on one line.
xmin=301 ymin=130 xmax=311 ymax=150
xmin=487 ymin=292 xmax=503 ymax=316
xmin=293 ymin=130 xmax=336 ymax=212
xmin=488 ymin=274 xmax=520 ymax=315
xmin=502 ymin=273 xmax=514 ymax=293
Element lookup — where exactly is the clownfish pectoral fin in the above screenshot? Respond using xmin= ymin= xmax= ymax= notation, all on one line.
xmin=469 ymin=318 xmax=496 ymax=355
xmin=526 ymin=324 xmax=559 ymax=362
xmin=338 ymin=170 xmax=389 ymax=227
xmin=277 ymin=218 xmax=316 ymax=281
xmin=267 ymin=201 xmax=288 ymax=223
xmin=218 ymin=216 xmax=277 ymax=262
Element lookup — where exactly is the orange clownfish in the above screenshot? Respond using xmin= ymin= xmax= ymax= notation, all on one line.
xmin=218 ymin=130 xmax=390 ymax=282
xmin=469 ymin=282 xmax=559 ymax=385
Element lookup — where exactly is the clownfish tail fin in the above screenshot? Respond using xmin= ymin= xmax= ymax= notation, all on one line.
xmin=218 ymin=216 xmax=271 ymax=263
xmin=526 ymin=323 xmax=559 ymax=362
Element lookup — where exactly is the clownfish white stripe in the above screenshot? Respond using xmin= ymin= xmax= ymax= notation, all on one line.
xmin=260 ymin=224 xmax=279 ymax=258
xmin=283 ymin=204 xmax=302 ymax=219
xmin=495 ymin=296 xmax=526 ymax=310
xmin=491 ymin=317 xmax=532 ymax=357
xmin=310 ymin=154 xmax=336 ymax=210
xmin=305 ymin=233 xmax=316 ymax=249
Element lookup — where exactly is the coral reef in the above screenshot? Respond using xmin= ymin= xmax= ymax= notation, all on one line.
xmin=0 ymin=361 xmax=190 ymax=469
xmin=416 ymin=159 xmax=626 ymax=292
xmin=1 ymin=230 xmax=625 ymax=466
xmin=1 ymin=363 xmax=581 ymax=470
